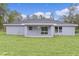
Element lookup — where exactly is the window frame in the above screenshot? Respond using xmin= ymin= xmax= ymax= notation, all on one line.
xmin=55 ymin=26 xmax=58 ymax=33
xmin=55 ymin=26 xmax=62 ymax=33
xmin=41 ymin=27 xmax=48 ymax=34
xmin=59 ymin=26 xmax=62 ymax=33
xmin=29 ymin=26 xmax=32 ymax=30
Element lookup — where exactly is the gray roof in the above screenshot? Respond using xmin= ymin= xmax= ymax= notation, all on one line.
xmin=4 ymin=18 xmax=78 ymax=26
xmin=9 ymin=18 xmax=73 ymax=24
xmin=8 ymin=18 xmax=54 ymax=24
xmin=7 ymin=18 xmax=78 ymax=26
xmin=23 ymin=18 xmax=54 ymax=23
xmin=23 ymin=18 xmax=72 ymax=24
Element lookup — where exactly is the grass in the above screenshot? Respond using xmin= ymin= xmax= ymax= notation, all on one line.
xmin=0 ymin=32 xmax=79 ymax=56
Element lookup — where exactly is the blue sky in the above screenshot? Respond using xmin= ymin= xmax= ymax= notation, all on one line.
xmin=8 ymin=3 xmax=72 ymax=15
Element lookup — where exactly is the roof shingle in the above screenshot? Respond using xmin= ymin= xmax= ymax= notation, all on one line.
xmin=23 ymin=18 xmax=54 ymax=23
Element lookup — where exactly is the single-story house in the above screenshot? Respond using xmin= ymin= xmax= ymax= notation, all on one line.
xmin=4 ymin=18 xmax=78 ymax=37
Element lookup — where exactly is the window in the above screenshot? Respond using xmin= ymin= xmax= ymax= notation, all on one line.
xmin=59 ymin=26 xmax=62 ymax=32
xmin=55 ymin=26 xmax=58 ymax=33
xmin=41 ymin=27 xmax=48 ymax=34
xmin=29 ymin=27 xmax=32 ymax=30
xmin=55 ymin=26 xmax=62 ymax=33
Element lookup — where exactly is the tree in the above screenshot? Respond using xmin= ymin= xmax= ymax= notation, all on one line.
xmin=38 ymin=15 xmax=45 ymax=19
xmin=60 ymin=4 xmax=79 ymax=31
xmin=73 ymin=14 xmax=79 ymax=24
xmin=0 ymin=3 xmax=8 ymax=28
xmin=26 ymin=15 xmax=30 ymax=19
xmin=0 ymin=16 xmax=3 ymax=28
xmin=50 ymin=11 xmax=55 ymax=20
xmin=31 ymin=14 xmax=38 ymax=19
xmin=8 ymin=10 xmax=22 ymax=23
xmin=61 ymin=4 xmax=79 ymax=24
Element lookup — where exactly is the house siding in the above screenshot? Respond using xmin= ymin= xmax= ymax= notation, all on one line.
xmin=62 ymin=26 xmax=75 ymax=35
xmin=4 ymin=24 xmax=77 ymax=37
xmin=54 ymin=26 xmax=75 ymax=35
xmin=6 ymin=26 xmax=24 ymax=35
xmin=50 ymin=26 xmax=55 ymax=37
xmin=24 ymin=26 xmax=28 ymax=37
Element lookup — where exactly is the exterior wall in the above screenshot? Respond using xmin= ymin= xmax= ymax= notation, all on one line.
xmin=25 ymin=25 xmax=54 ymax=37
xmin=54 ymin=29 xmax=62 ymax=35
xmin=50 ymin=25 xmax=55 ymax=37
xmin=55 ymin=32 xmax=62 ymax=35
xmin=6 ymin=25 xmax=24 ymax=35
xmin=62 ymin=26 xmax=75 ymax=35
xmin=54 ymin=26 xmax=75 ymax=35
xmin=24 ymin=26 xmax=28 ymax=37
xmin=5 ymin=25 xmax=54 ymax=37
xmin=5 ymin=24 xmax=76 ymax=37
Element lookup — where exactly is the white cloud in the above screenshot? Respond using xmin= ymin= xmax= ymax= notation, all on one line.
xmin=76 ymin=6 xmax=79 ymax=10
xmin=55 ymin=8 xmax=69 ymax=16
xmin=34 ymin=12 xmax=45 ymax=16
xmin=21 ymin=14 xmax=26 ymax=19
xmin=33 ymin=12 xmax=51 ymax=19
xmin=45 ymin=12 xmax=51 ymax=16
xmin=75 ymin=6 xmax=79 ymax=14
xmin=55 ymin=5 xmax=79 ymax=17
xmin=45 ymin=12 xmax=51 ymax=18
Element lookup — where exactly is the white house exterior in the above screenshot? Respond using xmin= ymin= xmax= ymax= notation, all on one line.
xmin=4 ymin=19 xmax=78 ymax=37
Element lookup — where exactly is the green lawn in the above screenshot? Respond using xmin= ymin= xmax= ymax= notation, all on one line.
xmin=0 ymin=32 xmax=79 ymax=56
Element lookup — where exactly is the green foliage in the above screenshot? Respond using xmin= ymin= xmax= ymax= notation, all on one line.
xmin=0 ymin=16 xmax=3 ymax=28
xmin=0 ymin=3 xmax=8 ymax=29
xmin=0 ymin=4 xmax=21 ymax=28
xmin=75 ymin=27 xmax=79 ymax=33
xmin=0 ymin=32 xmax=79 ymax=56
xmin=8 ymin=10 xmax=22 ymax=23
xmin=62 ymin=4 xmax=79 ymax=25
xmin=0 ymin=3 xmax=8 ymax=12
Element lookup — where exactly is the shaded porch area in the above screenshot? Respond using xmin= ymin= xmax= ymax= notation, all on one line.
xmin=25 ymin=25 xmax=54 ymax=37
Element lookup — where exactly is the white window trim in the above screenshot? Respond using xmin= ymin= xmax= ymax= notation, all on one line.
xmin=41 ymin=27 xmax=48 ymax=34
xmin=55 ymin=26 xmax=62 ymax=33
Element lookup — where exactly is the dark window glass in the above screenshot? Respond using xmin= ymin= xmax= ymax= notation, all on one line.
xmin=41 ymin=27 xmax=48 ymax=31
xmin=41 ymin=27 xmax=48 ymax=34
xmin=55 ymin=26 xmax=62 ymax=33
xmin=59 ymin=26 xmax=62 ymax=32
xmin=44 ymin=32 xmax=48 ymax=34
xmin=29 ymin=27 xmax=32 ymax=30
xmin=41 ymin=31 xmax=48 ymax=34
xmin=55 ymin=26 xmax=58 ymax=33
xmin=41 ymin=32 xmax=44 ymax=34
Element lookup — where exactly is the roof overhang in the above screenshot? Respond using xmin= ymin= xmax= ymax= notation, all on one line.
xmin=53 ymin=24 xmax=78 ymax=26
xmin=3 ymin=23 xmax=54 ymax=26
xmin=3 ymin=24 xmax=25 ymax=26
xmin=3 ymin=23 xmax=78 ymax=27
xmin=24 ymin=23 xmax=53 ymax=25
